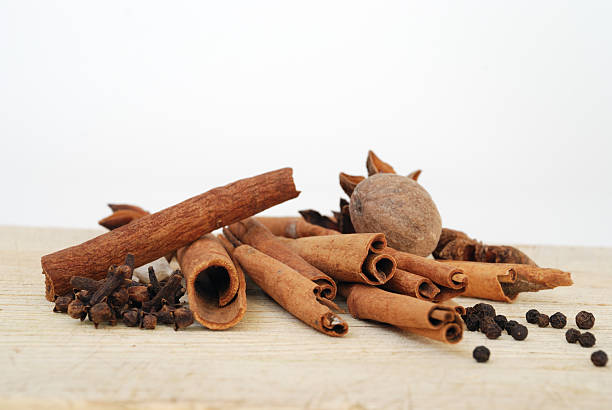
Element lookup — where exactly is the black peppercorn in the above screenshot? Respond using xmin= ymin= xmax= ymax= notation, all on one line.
xmin=493 ymin=315 xmax=508 ymax=331
xmin=537 ymin=314 xmax=550 ymax=328
xmin=474 ymin=303 xmax=496 ymax=319
xmin=526 ymin=309 xmax=540 ymax=324
xmin=505 ymin=320 xmax=519 ymax=335
xmin=484 ymin=324 xmax=502 ymax=339
xmin=550 ymin=312 xmax=567 ymax=329
xmin=479 ymin=316 xmax=495 ymax=333
xmin=53 ymin=295 xmax=73 ymax=313
xmin=464 ymin=314 xmax=480 ymax=332
xmin=464 ymin=306 xmax=476 ymax=317
xmin=578 ymin=332 xmax=596 ymax=348
xmin=473 ymin=346 xmax=490 ymax=363
xmin=565 ymin=328 xmax=581 ymax=343
xmin=575 ymin=311 xmax=595 ymax=329
xmin=591 ymin=350 xmax=608 ymax=367
xmin=511 ymin=324 xmax=528 ymax=341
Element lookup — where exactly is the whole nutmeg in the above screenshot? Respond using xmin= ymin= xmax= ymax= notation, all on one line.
xmin=349 ymin=174 xmax=442 ymax=256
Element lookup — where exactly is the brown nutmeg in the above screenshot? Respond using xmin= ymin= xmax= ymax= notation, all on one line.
xmin=349 ymin=173 xmax=442 ymax=256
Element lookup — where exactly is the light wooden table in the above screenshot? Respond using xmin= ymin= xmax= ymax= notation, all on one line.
xmin=1 ymin=226 xmax=610 ymax=409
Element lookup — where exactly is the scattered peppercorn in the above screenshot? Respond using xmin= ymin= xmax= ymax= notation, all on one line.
xmin=493 ymin=315 xmax=508 ymax=331
xmin=53 ymin=295 xmax=73 ymax=313
xmin=511 ymin=324 xmax=528 ymax=341
xmin=591 ymin=350 xmax=608 ymax=367
xmin=473 ymin=346 xmax=490 ymax=363
xmin=464 ymin=314 xmax=480 ymax=332
xmin=550 ymin=312 xmax=567 ymax=329
xmin=526 ymin=309 xmax=540 ymax=324
xmin=537 ymin=314 xmax=550 ymax=328
xmin=474 ymin=303 xmax=496 ymax=319
xmin=464 ymin=306 xmax=476 ymax=317
xmin=565 ymin=328 xmax=581 ymax=343
xmin=575 ymin=311 xmax=595 ymax=330
xmin=578 ymin=332 xmax=596 ymax=348
xmin=479 ymin=316 xmax=495 ymax=333
xmin=484 ymin=324 xmax=502 ymax=339
xmin=505 ymin=320 xmax=518 ymax=335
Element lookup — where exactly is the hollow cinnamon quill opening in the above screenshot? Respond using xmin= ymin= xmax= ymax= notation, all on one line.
xmin=362 ymin=254 xmax=396 ymax=284
xmin=192 ymin=264 xmax=234 ymax=308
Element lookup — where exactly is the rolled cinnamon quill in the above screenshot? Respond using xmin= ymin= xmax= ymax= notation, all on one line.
xmin=256 ymin=217 xmax=340 ymax=239
xmin=279 ymin=234 xmax=396 ymax=286
xmin=176 ymin=235 xmax=246 ymax=330
xmin=381 ymin=269 xmax=440 ymax=302
xmin=227 ymin=218 xmax=337 ymax=299
xmin=339 ymin=283 xmax=462 ymax=344
xmin=385 ymin=248 xmax=467 ymax=290
xmin=442 ymin=261 xmax=572 ymax=302
xmin=42 ymin=168 xmax=299 ymax=300
xmin=233 ymin=245 xmax=348 ymax=337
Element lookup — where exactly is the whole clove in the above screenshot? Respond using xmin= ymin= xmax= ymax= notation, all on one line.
xmin=89 ymin=302 xmax=114 ymax=328
xmin=565 ymin=328 xmax=581 ymax=344
xmin=575 ymin=311 xmax=595 ymax=329
xmin=122 ymin=308 xmax=141 ymax=327
xmin=141 ymin=313 xmax=157 ymax=330
xmin=591 ymin=350 xmax=608 ymax=367
xmin=110 ymin=287 xmax=129 ymax=308
xmin=128 ymin=286 xmax=150 ymax=305
xmin=75 ymin=289 xmax=92 ymax=304
xmin=493 ymin=315 xmax=508 ymax=331
xmin=148 ymin=266 xmax=161 ymax=296
xmin=473 ymin=346 xmax=490 ymax=363
xmin=510 ymin=324 xmax=528 ymax=341
xmin=173 ymin=307 xmax=195 ymax=330
xmin=155 ymin=305 xmax=176 ymax=325
xmin=67 ymin=299 xmax=87 ymax=321
xmin=537 ymin=314 xmax=550 ymax=328
xmin=526 ymin=309 xmax=540 ymax=324
xmin=142 ymin=270 xmax=184 ymax=312
xmin=464 ymin=314 xmax=480 ymax=332
xmin=578 ymin=332 xmax=596 ymax=348
xmin=70 ymin=276 xmax=103 ymax=293
xmin=550 ymin=312 xmax=567 ymax=329
xmin=53 ymin=295 xmax=73 ymax=313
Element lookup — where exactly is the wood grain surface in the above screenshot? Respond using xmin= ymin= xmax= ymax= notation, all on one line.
xmin=0 ymin=226 xmax=610 ymax=409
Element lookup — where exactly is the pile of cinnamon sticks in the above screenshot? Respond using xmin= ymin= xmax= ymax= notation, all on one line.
xmin=41 ymin=165 xmax=573 ymax=344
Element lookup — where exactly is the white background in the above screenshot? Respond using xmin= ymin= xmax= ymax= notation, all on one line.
xmin=1 ymin=1 xmax=611 ymax=247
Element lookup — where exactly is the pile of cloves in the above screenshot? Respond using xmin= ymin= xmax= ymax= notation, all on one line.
xmin=52 ymin=254 xmax=194 ymax=330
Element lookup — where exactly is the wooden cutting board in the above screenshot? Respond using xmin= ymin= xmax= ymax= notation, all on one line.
xmin=0 ymin=226 xmax=610 ymax=409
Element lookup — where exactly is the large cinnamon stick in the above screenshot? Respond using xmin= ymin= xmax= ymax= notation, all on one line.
xmin=256 ymin=217 xmax=340 ymax=238
xmin=339 ymin=283 xmax=463 ymax=344
xmin=279 ymin=234 xmax=396 ymax=286
xmin=42 ymin=168 xmax=299 ymax=300
xmin=442 ymin=260 xmax=572 ymax=302
xmin=233 ymin=245 xmax=348 ymax=337
xmin=227 ymin=218 xmax=337 ymax=299
xmin=176 ymin=234 xmax=247 ymax=330
xmin=381 ymin=269 xmax=440 ymax=302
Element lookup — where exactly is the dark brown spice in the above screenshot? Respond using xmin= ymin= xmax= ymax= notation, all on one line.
xmin=505 ymin=320 xmax=518 ymax=335
xmin=148 ymin=266 xmax=161 ymax=296
xmin=464 ymin=314 xmax=480 ymax=332
xmin=537 ymin=314 xmax=550 ymax=328
xmin=110 ymin=287 xmax=129 ymax=308
xmin=575 ymin=311 xmax=595 ymax=329
xmin=122 ymin=308 xmax=141 ymax=327
xmin=75 ymin=289 xmax=92 ymax=304
xmin=565 ymin=328 xmax=581 ymax=343
xmin=67 ymin=299 xmax=87 ymax=320
xmin=53 ymin=295 xmax=73 ymax=313
xmin=142 ymin=270 xmax=184 ymax=312
xmin=550 ymin=312 xmax=567 ymax=329
xmin=511 ymin=324 xmax=528 ymax=341
xmin=70 ymin=276 xmax=103 ymax=293
xmin=493 ymin=315 xmax=508 ymax=331
xmin=155 ymin=305 xmax=176 ymax=325
xmin=526 ymin=309 xmax=540 ymax=324
xmin=484 ymin=324 xmax=502 ymax=339
xmin=591 ymin=350 xmax=608 ymax=367
xmin=128 ymin=286 xmax=150 ymax=305
xmin=473 ymin=346 xmax=490 ymax=363
xmin=474 ymin=303 xmax=496 ymax=319
xmin=89 ymin=302 xmax=114 ymax=328
xmin=479 ymin=317 xmax=495 ymax=333
xmin=141 ymin=313 xmax=157 ymax=329
xmin=578 ymin=332 xmax=596 ymax=348
xmin=173 ymin=307 xmax=195 ymax=330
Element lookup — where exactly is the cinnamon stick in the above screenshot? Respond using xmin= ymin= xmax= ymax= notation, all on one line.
xmin=279 ymin=234 xmax=396 ymax=286
xmin=381 ymin=269 xmax=440 ymax=302
xmin=256 ymin=216 xmax=340 ymax=238
xmin=442 ymin=260 xmax=572 ymax=301
xmin=42 ymin=168 xmax=299 ymax=301
xmin=233 ymin=245 xmax=348 ymax=337
xmin=339 ymin=283 xmax=462 ymax=344
xmin=227 ymin=218 xmax=337 ymax=299
xmin=176 ymin=234 xmax=247 ymax=330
